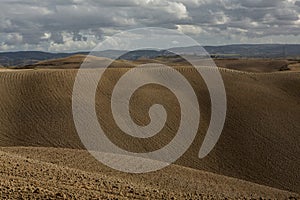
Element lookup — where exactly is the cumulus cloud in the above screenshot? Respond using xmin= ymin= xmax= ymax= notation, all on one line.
xmin=0 ymin=0 xmax=299 ymax=51
xmin=3 ymin=33 xmax=23 ymax=46
xmin=176 ymin=25 xmax=203 ymax=35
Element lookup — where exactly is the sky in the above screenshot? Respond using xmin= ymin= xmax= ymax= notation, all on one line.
xmin=0 ymin=0 xmax=300 ymax=52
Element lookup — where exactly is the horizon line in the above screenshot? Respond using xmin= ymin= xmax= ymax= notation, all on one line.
xmin=0 ymin=43 xmax=300 ymax=54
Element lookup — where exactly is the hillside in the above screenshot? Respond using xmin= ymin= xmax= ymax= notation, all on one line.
xmin=0 ymin=61 xmax=299 ymax=198
xmin=0 ymin=147 xmax=298 ymax=199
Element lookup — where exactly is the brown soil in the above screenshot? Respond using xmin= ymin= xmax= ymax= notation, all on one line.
xmin=0 ymin=58 xmax=299 ymax=199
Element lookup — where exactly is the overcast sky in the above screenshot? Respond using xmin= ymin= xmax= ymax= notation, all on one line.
xmin=1 ymin=0 xmax=300 ymax=52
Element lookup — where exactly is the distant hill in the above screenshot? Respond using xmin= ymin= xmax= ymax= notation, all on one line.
xmin=0 ymin=51 xmax=85 ymax=67
xmin=176 ymin=44 xmax=300 ymax=58
xmin=106 ymin=44 xmax=300 ymax=60
xmin=1 ymin=44 xmax=300 ymax=67
xmin=0 ymin=50 xmax=131 ymax=67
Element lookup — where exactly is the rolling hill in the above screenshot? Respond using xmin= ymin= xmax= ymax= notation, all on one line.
xmin=0 ymin=57 xmax=299 ymax=198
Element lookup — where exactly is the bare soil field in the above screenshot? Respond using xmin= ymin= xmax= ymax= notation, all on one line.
xmin=0 ymin=57 xmax=299 ymax=199
xmin=0 ymin=147 xmax=298 ymax=199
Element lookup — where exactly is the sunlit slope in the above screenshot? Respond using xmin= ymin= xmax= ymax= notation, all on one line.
xmin=0 ymin=67 xmax=299 ymax=193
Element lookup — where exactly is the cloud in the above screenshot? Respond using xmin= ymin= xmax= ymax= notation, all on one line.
xmin=50 ymin=32 xmax=64 ymax=44
xmin=239 ymin=0 xmax=283 ymax=8
xmin=3 ymin=33 xmax=23 ymax=45
xmin=0 ymin=0 xmax=300 ymax=51
xmin=164 ymin=2 xmax=189 ymax=19
xmin=176 ymin=25 xmax=203 ymax=35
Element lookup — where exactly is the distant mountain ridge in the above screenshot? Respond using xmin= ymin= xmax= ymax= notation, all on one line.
xmin=176 ymin=44 xmax=300 ymax=58
xmin=1 ymin=44 xmax=300 ymax=67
